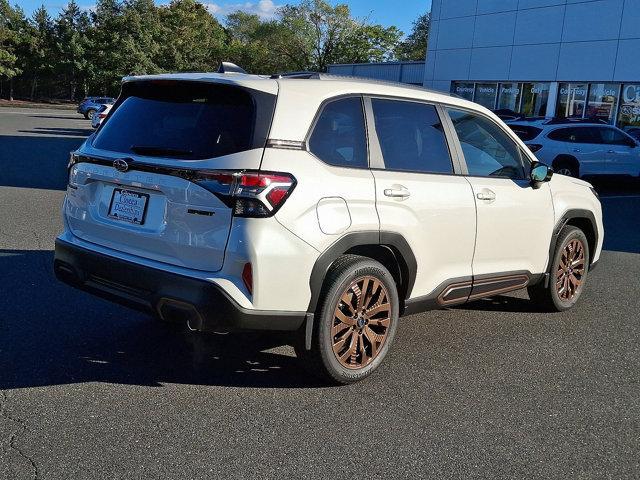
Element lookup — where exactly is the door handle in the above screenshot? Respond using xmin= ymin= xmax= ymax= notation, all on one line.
xmin=476 ymin=189 xmax=496 ymax=201
xmin=384 ymin=186 xmax=410 ymax=199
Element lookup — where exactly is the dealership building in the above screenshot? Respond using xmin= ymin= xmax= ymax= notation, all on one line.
xmin=329 ymin=0 xmax=640 ymax=132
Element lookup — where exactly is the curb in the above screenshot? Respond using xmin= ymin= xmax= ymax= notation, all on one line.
xmin=0 ymin=102 xmax=76 ymax=111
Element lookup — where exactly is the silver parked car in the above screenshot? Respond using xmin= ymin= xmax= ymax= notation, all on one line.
xmin=507 ymin=119 xmax=640 ymax=177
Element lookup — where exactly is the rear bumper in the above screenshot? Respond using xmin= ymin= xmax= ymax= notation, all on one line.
xmin=53 ymin=238 xmax=306 ymax=332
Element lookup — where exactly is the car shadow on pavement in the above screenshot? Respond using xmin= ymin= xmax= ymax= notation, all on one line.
xmin=18 ymin=127 xmax=94 ymax=137
xmin=0 ymin=249 xmax=326 ymax=390
xmin=0 ymin=134 xmax=87 ymax=190
xmin=29 ymin=115 xmax=84 ymax=121
xmin=453 ymin=295 xmax=542 ymax=313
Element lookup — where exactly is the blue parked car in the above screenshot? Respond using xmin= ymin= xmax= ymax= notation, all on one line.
xmin=77 ymin=96 xmax=115 ymax=120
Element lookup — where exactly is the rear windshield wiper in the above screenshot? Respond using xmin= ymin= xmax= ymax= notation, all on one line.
xmin=130 ymin=145 xmax=194 ymax=158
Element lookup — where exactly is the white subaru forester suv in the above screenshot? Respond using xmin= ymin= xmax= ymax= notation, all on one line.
xmin=54 ymin=68 xmax=604 ymax=384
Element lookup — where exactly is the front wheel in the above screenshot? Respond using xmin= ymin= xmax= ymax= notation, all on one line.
xmin=296 ymin=255 xmax=399 ymax=384
xmin=528 ymin=226 xmax=590 ymax=312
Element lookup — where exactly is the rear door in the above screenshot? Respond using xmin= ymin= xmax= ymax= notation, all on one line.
xmin=367 ymin=97 xmax=477 ymax=300
xmin=66 ymin=79 xmax=277 ymax=272
xmin=445 ymin=108 xmax=555 ymax=277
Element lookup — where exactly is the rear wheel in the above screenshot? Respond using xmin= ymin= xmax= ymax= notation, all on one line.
xmin=296 ymin=255 xmax=399 ymax=384
xmin=528 ymin=226 xmax=589 ymax=312
xmin=85 ymin=108 xmax=96 ymax=120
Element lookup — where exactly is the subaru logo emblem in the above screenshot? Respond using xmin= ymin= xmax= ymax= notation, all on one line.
xmin=113 ymin=159 xmax=129 ymax=172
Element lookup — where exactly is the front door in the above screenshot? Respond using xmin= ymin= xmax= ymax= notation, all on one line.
xmin=446 ymin=108 xmax=555 ymax=278
xmin=599 ymin=127 xmax=640 ymax=175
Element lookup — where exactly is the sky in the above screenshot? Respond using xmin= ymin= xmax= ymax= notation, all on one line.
xmin=15 ymin=0 xmax=432 ymax=35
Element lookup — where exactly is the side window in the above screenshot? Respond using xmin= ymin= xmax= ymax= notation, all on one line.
xmin=549 ymin=127 xmax=595 ymax=144
xmin=447 ymin=108 xmax=526 ymax=179
xmin=308 ymin=97 xmax=368 ymax=168
xmin=598 ymin=127 xmax=634 ymax=146
xmin=371 ymin=99 xmax=453 ymax=174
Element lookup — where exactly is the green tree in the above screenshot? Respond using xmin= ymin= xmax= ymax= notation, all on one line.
xmin=1 ymin=0 xmax=34 ymax=100
xmin=90 ymin=0 xmax=162 ymax=95
xmin=157 ymin=0 xmax=226 ymax=73
xmin=26 ymin=5 xmax=54 ymax=99
xmin=276 ymin=0 xmax=401 ymax=72
xmin=225 ymin=11 xmax=297 ymax=74
xmin=396 ymin=12 xmax=429 ymax=61
xmin=54 ymin=0 xmax=92 ymax=100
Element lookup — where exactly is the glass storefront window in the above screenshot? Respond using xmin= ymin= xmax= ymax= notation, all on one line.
xmin=451 ymin=82 xmax=475 ymax=101
xmin=556 ymin=83 xmax=588 ymax=118
xmin=474 ymin=83 xmax=498 ymax=109
xmin=586 ymin=83 xmax=619 ymax=124
xmin=617 ymin=84 xmax=640 ymax=132
xmin=521 ymin=83 xmax=550 ymax=117
xmin=497 ymin=83 xmax=522 ymax=112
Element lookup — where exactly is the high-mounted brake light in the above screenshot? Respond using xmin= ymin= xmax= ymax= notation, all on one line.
xmin=193 ymin=171 xmax=296 ymax=218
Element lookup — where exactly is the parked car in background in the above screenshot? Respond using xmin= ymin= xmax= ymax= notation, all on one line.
xmin=77 ymin=96 xmax=115 ymax=119
xmin=507 ymin=118 xmax=640 ymax=178
xmin=91 ymin=104 xmax=113 ymax=128
xmin=54 ymin=67 xmax=603 ymax=384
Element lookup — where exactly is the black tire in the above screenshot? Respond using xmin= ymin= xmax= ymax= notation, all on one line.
xmin=295 ymin=255 xmax=399 ymax=384
xmin=85 ymin=109 xmax=96 ymax=120
xmin=528 ymin=226 xmax=590 ymax=312
xmin=553 ymin=157 xmax=579 ymax=177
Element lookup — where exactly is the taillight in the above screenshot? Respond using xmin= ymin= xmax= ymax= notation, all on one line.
xmin=98 ymin=113 xmax=107 ymax=119
xmin=193 ymin=171 xmax=296 ymax=218
xmin=527 ymin=144 xmax=543 ymax=153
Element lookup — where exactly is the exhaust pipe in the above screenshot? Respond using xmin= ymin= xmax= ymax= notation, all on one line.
xmin=157 ymin=298 xmax=204 ymax=331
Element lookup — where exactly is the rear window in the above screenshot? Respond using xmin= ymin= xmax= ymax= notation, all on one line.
xmin=508 ymin=125 xmax=542 ymax=141
xmin=93 ymin=81 xmax=271 ymax=160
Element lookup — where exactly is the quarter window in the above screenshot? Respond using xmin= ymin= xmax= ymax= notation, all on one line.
xmin=371 ymin=99 xmax=453 ymax=174
xmin=308 ymin=97 xmax=368 ymax=168
xmin=447 ymin=108 xmax=525 ymax=179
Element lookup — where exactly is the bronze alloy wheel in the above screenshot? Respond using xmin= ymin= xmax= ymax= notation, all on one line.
xmin=331 ymin=275 xmax=392 ymax=369
xmin=556 ymin=238 xmax=586 ymax=302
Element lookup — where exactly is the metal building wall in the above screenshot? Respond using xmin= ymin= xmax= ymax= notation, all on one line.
xmin=424 ymin=0 xmax=640 ymax=92
xmin=327 ymin=61 xmax=426 ymax=85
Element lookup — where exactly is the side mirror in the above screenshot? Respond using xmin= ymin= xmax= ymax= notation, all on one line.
xmin=531 ymin=161 xmax=553 ymax=184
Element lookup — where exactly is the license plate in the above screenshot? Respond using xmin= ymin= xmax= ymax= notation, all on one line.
xmin=108 ymin=189 xmax=149 ymax=225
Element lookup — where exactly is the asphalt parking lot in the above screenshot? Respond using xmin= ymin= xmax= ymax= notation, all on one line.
xmin=1 ymin=107 xmax=639 ymax=479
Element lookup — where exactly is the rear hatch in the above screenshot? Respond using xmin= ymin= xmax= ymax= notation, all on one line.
xmin=66 ymin=76 xmax=278 ymax=271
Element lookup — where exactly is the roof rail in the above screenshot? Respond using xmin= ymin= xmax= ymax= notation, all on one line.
xmin=270 ymin=71 xmax=322 ymax=79
xmin=545 ymin=117 xmax=608 ymax=125
xmin=217 ymin=62 xmax=247 ymax=74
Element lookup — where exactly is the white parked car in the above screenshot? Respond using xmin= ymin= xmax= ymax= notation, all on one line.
xmin=91 ymin=103 xmax=113 ymax=128
xmin=507 ymin=119 xmax=640 ymax=178
xmin=54 ymin=67 xmax=604 ymax=384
